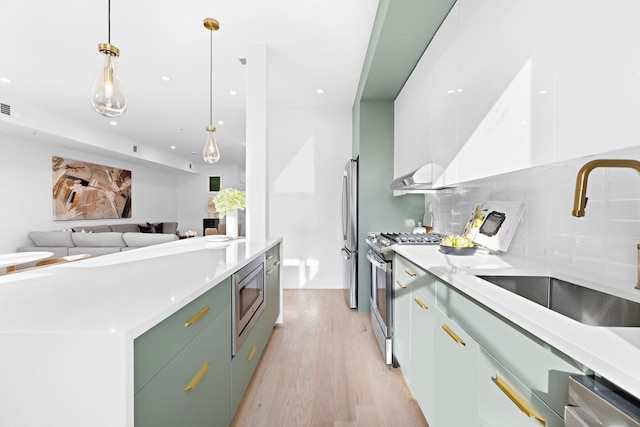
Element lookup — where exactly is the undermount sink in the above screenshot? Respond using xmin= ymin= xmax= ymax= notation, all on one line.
xmin=476 ymin=275 xmax=640 ymax=327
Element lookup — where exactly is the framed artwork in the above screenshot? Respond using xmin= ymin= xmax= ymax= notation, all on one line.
xmin=209 ymin=176 xmax=221 ymax=192
xmin=52 ymin=156 xmax=132 ymax=220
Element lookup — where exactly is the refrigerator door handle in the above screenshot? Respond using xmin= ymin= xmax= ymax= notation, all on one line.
xmin=342 ymin=171 xmax=348 ymax=241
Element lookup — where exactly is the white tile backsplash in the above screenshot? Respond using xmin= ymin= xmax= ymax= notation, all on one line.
xmin=427 ymin=145 xmax=640 ymax=289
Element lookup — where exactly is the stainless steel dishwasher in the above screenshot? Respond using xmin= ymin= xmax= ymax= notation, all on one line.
xmin=565 ymin=375 xmax=640 ymax=426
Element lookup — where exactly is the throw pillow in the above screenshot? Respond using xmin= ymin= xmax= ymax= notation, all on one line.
xmin=147 ymin=222 xmax=164 ymax=233
xmin=138 ymin=224 xmax=157 ymax=233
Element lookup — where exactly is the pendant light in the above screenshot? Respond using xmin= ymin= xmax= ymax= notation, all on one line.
xmin=90 ymin=0 xmax=127 ymax=117
xmin=202 ymin=18 xmax=221 ymax=164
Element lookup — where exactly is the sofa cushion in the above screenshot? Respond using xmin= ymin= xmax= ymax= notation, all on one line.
xmin=71 ymin=225 xmax=111 ymax=233
xmin=28 ymin=231 xmax=75 ymax=247
xmin=123 ymin=232 xmax=178 ymax=247
xmin=161 ymin=222 xmax=178 ymax=235
xmin=71 ymin=232 xmax=126 ymax=247
xmin=109 ymin=224 xmax=140 ymax=233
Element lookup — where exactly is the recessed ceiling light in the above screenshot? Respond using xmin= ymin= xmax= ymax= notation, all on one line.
xmin=229 ymin=90 xmax=237 ymax=95
xmin=217 ymin=120 xmax=224 ymax=125
xmin=0 ymin=77 xmax=11 ymax=84
xmin=316 ymin=89 xmax=325 ymax=94
xmin=170 ymin=145 xmax=176 ymax=150
xmin=538 ymin=89 xmax=547 ymax=94
xmin=161 ymin=76 xmax=171 ymax=81
xmin=110 ymin=121 xmax=117 ymax=126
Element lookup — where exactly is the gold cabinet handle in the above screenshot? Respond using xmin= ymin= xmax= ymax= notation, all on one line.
xmin=441 ymin=323 xmax=466 ymax=346
xmin=274 ymin=260 xmax=281 ymax=266
xmin=396 ymin=279 xmax=407 ymax=289
xmin=247 ymin=346 xmax=257 ymax=363
xmin=405 ymin=267 xmax=417 ymax=277
xmin=266 ymin=268 xmax=274 ymax=275
xmin=494 ymin=375 xmax=546 ymax=426
xmin=414 ymin=297 xmax=429 ymax=310
xmin=266 ymin=254 xmax=274 ymax=260
xmin=183 ymin=361 xmax=210 ymax=394
xmin=184 ymin=305 xmax=210 ymax=328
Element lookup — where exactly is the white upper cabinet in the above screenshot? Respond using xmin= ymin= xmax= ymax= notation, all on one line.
xmin=394 ymin=38 xmax=434 ymax=179
xmin=457 ymin=0 xmax=498 ymax=183
xmin=556 ymin=0 xmax=640 ymax=161
xmin=395 ymin=0 xmax=640 ymax=187
xmin=493 ymin=0 xmax=556 ymax=173
xmin=425 ymin=2 xmax=459 ymax=187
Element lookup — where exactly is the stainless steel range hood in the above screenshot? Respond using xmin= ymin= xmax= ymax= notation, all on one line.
xmin=390 ymin=163 xmax=439 ymax=191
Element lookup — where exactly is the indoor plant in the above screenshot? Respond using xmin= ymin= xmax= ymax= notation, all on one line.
xmin=214 ymin=187 xmax=245 ymax=238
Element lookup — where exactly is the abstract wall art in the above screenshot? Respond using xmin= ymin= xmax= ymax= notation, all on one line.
xmin=52 ymin=156 xmax=132 ymax=220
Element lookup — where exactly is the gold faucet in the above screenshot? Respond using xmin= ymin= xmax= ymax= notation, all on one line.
xmin=572 ymin=159 xmax=640 ymax=217
xmin=571 ymin=159 xmax=640 ymax=289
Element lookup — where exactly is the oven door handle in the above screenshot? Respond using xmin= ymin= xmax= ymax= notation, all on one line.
xmin=367 ymin=251 xmax=388 ymax=271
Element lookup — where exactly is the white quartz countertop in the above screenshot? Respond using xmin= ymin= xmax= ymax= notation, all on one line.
xmin=0 ymin=237 xmax=282 ymax=339
xmin=392 ymin=245 xmax=640 ymax=400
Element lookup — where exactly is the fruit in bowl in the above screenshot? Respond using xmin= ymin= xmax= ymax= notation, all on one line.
xmin=439 ymin=235 xmax=477 ymax=255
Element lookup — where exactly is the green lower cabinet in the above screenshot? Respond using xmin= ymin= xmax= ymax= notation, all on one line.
xmin=393 ymin=270 xmax=412 ymax=377
xmin=265 ymin=262 xmax=280 ymax=326
xmin=409 ymin=290 xmax=436 ymax=421
xmin=135 ymin=305 xmax=232 ymax=427
xmin=434 ymin=309 xmax=479 ymax=427
xmin=231 ymin=312 xmax=270 ymax=414
xmin=478 ymin=348 xmax=564 ymax=427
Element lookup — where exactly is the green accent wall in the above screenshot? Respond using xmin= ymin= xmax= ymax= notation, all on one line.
xmin=352 ymin=0 xmax=456 ymax=311
xmin=355 ymin=100 xmax=424 ymax=312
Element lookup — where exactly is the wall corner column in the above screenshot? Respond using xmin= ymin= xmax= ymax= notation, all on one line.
xmin=246 ymin=43 xmax=268 ymax=240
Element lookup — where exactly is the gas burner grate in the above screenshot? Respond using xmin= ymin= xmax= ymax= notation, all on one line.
xmin=380 ymin=232 xmax=445 ymax=245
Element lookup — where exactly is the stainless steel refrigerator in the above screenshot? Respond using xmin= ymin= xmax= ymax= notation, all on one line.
xmin=341 ymin=158 xmax=358 ymax=309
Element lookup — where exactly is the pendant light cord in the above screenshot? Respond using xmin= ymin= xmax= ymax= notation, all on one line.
xmin=209 ymin=28 xmax=213 ymax=127
xmin=108 ymin=0 xmax=111 ymax=44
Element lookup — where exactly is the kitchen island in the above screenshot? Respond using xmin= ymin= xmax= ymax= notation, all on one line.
xmin=0 ymin=236 xmax=282 ymax=427
xmin=391 ymin=244 xmax=640 ymax=425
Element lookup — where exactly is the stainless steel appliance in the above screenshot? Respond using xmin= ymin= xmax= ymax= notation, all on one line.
xmin=366 ymin=231 xmax=445 ymax=364
xmin=232 ymin=255 xmax=265 ymax=355
xmin=565 ymin=374 xmax=640 ymax=426
xmin=341 ymin=158 xmax=358 ymax=309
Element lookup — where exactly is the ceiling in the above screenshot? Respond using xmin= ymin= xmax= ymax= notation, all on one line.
xmin=0 ymin=0 xmax=379 ymax=169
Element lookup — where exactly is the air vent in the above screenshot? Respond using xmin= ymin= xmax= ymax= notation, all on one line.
xmin=1 ymin=103 xmax=10 ymax=116
xmin=239 ymin=58 xmax=247 ymax=65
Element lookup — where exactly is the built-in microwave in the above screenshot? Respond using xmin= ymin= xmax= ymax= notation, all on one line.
xmin=232 ymin=255 xmax=265 ymax=355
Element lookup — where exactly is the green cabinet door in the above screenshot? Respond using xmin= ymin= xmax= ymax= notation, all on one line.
xmin=392 ymin=261 xmax=412 ymax=376
xmin=135 ymin=305 xmax=232 ymax=427
xmin=264 ymin=244 xmax=281 ymax=327
xmin=135 ymin=278 xmax=232 ymax=394
xmin=409 ymin=288 xmax=436 ymax=422
xmin=434 ymin=309 xmax=479 ymax=427
xmin=478 ymin=348 xmax=564 ymax=427
xmin=231 ymin=311 xmax=270 ymax=415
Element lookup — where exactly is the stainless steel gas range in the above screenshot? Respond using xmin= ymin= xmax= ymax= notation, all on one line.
xmin=366 ymin=232 xmax=445 ymax=364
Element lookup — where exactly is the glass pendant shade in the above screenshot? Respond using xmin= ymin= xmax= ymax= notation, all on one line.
xmin=203 ymin=126 xmax=220 ymax=164
xmin=90 ymin=44 xmax=127 ymax=117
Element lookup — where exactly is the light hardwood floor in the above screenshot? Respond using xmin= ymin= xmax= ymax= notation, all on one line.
xmin=231 ymin=289 xmax=428 ymax=427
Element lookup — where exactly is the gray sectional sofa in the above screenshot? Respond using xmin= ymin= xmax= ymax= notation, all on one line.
xmin=17 ymin=222 xmax=179 ymax=259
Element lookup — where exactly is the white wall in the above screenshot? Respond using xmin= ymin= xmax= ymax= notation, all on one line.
xmin=0 ymin=132 xmax=180 ymax=252
xmin=176 ymin=164 xmax=243 ymax=236
xmin=429 ymin=145 xmax=640 ymax=292
xmin=268 ymin=107 xmax=352 ymax=289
